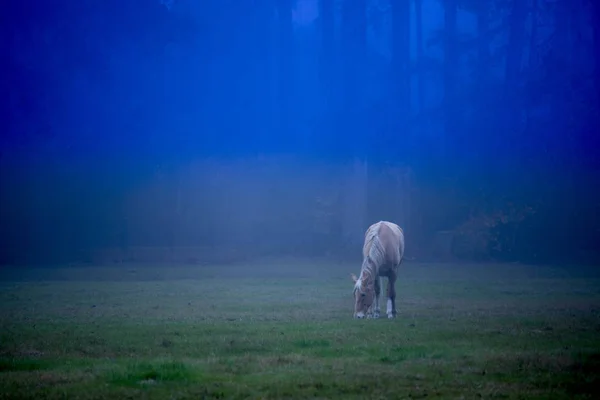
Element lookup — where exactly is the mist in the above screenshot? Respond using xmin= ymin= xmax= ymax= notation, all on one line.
xmin=2 ymin=0 xmax=598 ymax=267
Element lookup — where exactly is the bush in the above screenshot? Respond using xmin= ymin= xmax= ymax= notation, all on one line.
xmin=452 ymin=203 xmax=536 ymax=261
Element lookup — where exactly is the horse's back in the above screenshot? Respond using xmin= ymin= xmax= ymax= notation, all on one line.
xmin=365 ymin=221 xmax=404 ymax=265
xmin=379 ymin=221 xmax=403 ymax=265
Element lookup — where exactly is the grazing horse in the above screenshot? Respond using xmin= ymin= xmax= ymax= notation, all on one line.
xmin=351 ymin=221 xmax=405 ymax=319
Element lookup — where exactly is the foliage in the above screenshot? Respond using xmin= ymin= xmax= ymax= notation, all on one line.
xmin=2 ymin=0 xmax=598 ymax=265
xmin=452 ymin=200 xmax=536 ymax=261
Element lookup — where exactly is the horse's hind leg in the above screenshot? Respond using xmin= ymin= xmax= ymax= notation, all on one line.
xmin=386 ymin=272 xmax=397 ymax=319
xmin=373 ymin=277 xmax=381 ymax=318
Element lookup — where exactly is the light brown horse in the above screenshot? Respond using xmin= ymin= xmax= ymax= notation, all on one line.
xmin=351 ymin=221 xmax=405 ymax=319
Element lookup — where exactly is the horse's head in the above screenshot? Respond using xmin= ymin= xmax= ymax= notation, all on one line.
xmin=350 ymin=273 xmax=374 ymax=319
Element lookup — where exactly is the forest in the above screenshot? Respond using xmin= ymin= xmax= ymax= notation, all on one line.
xmin=1 ymin=0 xmax=599 ymax=266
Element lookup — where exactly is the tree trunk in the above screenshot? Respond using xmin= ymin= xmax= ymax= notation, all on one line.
xmin=527 ymin=0 xmax=538 ymax=67
xmin=276 ymin=0 xmax=293 ymax=141
xmin=415 ymin=0 xmax=425 ymax=116
xmin=340 ymin=0 xmax=368 ymax=251
xmin=443 ymin=0 xmax=458 ymax=164
xmin=319 ymin=0 xmax=335 ymax=112
xmin=523 ymin=0 xmax=538 ymax=152
xmin=341 ymin=0 xmax=367 ymax=156
xmin=390 ymin=0 xmax=411 ymax=162
xmin=588 ymin=0 xmax=600 ymax=168
xmin=476 ymin=0 xmax=491 ymax=169
xmin=341 ymin=158 xmax=369 ymax=254
xmin=492 ymin=0 xmax=527 ymax=178
xmin=251 ymin=0 xmax=274 ymax=151
xmin=476 ymin=0 xmax=489 ymax=85
xmin=505 ymin=0 xmax=527 ymax=91
xmin=591 ymin=1 xmax=600 ymax=107
xmin=553 ymin=0 xmax=572 ymax=70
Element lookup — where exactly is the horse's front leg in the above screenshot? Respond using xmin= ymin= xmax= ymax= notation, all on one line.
xmin=373 ymin=277 xmax=382 ymax=318
xmin=386 ymin=273 xmax=397 ymax=319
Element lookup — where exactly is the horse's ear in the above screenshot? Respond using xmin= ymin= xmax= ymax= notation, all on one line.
xmin=350 ymin=273 xmax=358 ymax=283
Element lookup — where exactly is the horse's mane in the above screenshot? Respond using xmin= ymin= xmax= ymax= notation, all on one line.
xmin=355 ymin=222 xmax=394 ymax=291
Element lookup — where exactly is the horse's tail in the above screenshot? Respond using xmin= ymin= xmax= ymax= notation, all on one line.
xmin=397 ymin=228 xmax=405 ymax=261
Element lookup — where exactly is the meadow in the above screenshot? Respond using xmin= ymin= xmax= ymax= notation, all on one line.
xmin=1 ymin=258 xmax=599 ymax=399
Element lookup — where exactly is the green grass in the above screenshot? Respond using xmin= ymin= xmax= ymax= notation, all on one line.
xmin=1 ymin=258 xmax=599 ymax=399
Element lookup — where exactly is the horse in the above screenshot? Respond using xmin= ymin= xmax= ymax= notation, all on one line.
xmin=351 ymin=221 xmax=405 ymax=319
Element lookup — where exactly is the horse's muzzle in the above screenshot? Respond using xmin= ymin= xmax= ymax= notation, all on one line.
xmin=354 ymin=312 xmax=365 ymax=319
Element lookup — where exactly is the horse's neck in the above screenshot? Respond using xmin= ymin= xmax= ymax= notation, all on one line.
xmin=361 ymin=258 xmax=378 ymax=282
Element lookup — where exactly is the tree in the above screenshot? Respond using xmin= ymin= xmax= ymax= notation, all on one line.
xmin=340 ymin=0 xmax=369 ymax=249
xmin=414 ymin=0 xmax=425 ymax=117
xmin=502 ymin=0 xmax=528 ymax=165
xmin=276 ymin=0 xmax=294 ymax=139
xmin=443 ymin=0 xmax=458 ymax=163
xmin=390 ymin=0 xmax=411 ymax=161
xmin=319 ymin=0 xmax=335 ymax=113
xmin=250 ymin=0 xmax=275 ymax=150
xmin=591 ymin=1 xmax=600 ymax=109
xmin=341 ymin=0 xmax=367 ymax=155
xmin=476 ymin=0 xmax=490 ymax=86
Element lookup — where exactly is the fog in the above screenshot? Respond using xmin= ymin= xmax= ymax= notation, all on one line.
xmin=1 ymin=0 xmax=599 ymax=268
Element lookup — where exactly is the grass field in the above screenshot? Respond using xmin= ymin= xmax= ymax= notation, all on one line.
xmin=1 ymin=258 xmax=599 ymax=399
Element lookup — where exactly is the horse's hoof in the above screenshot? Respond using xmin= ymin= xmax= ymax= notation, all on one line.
xmin=373 ymin=313 xmax=380 ymax=319
xmin=387 ymin=314 xmax=395 ymax=319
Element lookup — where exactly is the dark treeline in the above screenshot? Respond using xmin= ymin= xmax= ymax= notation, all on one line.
xmin=1 ymin=0 xmax=599 ymax=266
